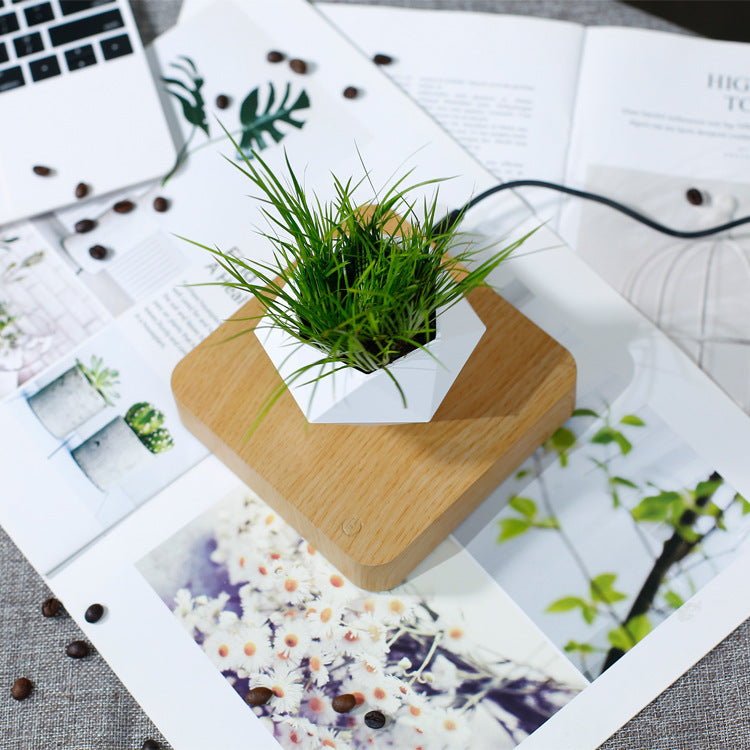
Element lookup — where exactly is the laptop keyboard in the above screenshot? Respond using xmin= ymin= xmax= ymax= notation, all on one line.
xmin=0 ymin=0 xmax=133 ymax=93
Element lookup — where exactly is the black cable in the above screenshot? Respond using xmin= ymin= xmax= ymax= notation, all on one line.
xmin=433 ymin=179 xmax=750 ymax=238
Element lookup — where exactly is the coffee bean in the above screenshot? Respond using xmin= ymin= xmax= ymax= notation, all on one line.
xmin=75 ymin=182 xmax=89 ymax=199
xmin=113 ymin=200 xmax=135 ymax=214
xmin=88 ymin=245 xmax=107 ymax=260
xmin=364 ymin=710 xmax=386 ymax=729
xmin=332 ymin=693 xmax=356 ymax=713
xmin=343 ymin=86 xmax=359 ymax=99
xmin=215 ymin=94 xmax=230 ymax=109
xmin=373 ymin=53 xmax=393 ymax=66
xmin=289 ymin=58 xmax=307 ymax=74
xmin=245 ymin=686 xmax=273 ymax=707
xmin=266 ymin=50 xmax=284 ymax=63
xmin=84 ymin=603 xmax=105 ymax=623
xmin=141 ymin=740 xmax=160 ymax=750
xmin=32 ymin=165 xmax=52 ymax=176
xmin=686 ymin=188 xmax=704 ymax=205
xmin=65 ymin=640 xmax=90 ymax=659
xmin=74 ymin=219 xmax=96 ymax=234
xmin=11 ymin=677 xmax=32 ymax=701
xmin=152 ymin=196 xmax=169 ymax=213
xmin=41 ymin=597 xmax=61 ymax=617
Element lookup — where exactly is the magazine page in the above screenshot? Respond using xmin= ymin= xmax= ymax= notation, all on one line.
xmin=2 ymin=2 xmax=750 ymax=749
xmin=317 ymin=5 xmax=583 ymax=183
xmin=560 ymin=27 xmax=750 ymax=415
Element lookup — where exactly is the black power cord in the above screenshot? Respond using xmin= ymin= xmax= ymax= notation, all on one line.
xmin=434 ymin=179 xmax=750 ymax=238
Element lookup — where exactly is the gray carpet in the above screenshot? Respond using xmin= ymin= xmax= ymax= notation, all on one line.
xmin=2 ymin=2 xmax=747 ymax=749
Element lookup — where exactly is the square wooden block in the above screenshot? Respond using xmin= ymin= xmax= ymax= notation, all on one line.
xmin=171 ymin=286 xmax=576 ymax=590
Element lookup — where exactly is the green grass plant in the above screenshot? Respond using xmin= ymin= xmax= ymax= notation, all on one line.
xmin=185 ymin=144 xmax=533 ymax=429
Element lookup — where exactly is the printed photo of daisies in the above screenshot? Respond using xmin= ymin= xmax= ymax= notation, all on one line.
xmin=138 ymin=485 xmax=587 ymax=749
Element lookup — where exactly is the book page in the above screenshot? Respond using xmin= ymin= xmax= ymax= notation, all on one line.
xmin=317 ymin=3 xmax=584 ymax=219
xmin=561 ymin=27 xmax=750 ymax=414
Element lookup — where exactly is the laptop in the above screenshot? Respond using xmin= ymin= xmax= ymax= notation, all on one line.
xmin=0 ymin=0 xmax=175 ymax=225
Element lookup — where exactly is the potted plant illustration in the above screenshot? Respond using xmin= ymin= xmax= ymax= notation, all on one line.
xmin=27 ymin=356 xmax=120 ymax=438
xmin=187 ymin=147 xmax=533 ymax=429
xmin=72 ymin=402 xmax=175 ymax=491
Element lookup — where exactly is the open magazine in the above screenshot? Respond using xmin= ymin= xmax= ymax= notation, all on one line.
xmin=317 ymin=3 xmax=750 ymax=419
xmin=1 ymin=1 xmax=750 ymax=748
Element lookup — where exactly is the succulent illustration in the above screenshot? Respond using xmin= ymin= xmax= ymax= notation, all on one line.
xmin=76 ymin=356 xmax=120 ymax=406
xmin=125 ymin=402 xmax=165 ymax=435
xmin=140 ymin=428 xmax=174 ymax=454
xmin=124 ymin=402 xmax=174 ymax=454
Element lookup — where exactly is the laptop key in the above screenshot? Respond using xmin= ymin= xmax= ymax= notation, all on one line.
xmin=60 ymin=0 xmax=114 ymax=16
xmin=0 ymin=64 xmax=23 ymax=91
xmin=64 ymin=43 xmax=95 ymax=71
xmin=0 ymin=42 xmax=6 ymax=63
xmin=50 ymin=8 xmax=122 ymax=46
xmin=13 ymin=31 xmax=43 ymax=57
xmin=0 ymin=11 xmax=19 ymax=36
xmin=100 ymin=32 xmax=131 ymax=60
xmin=24 ymin=2 xmax=53 ymax=25
xmin=29 ymin=53 xmax=59 ymax=81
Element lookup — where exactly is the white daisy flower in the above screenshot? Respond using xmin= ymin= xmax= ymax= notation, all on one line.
xmin=275 ymin=717 xmax=319 ymax=748
xmin=305 ymin=641 xmax=338 ymax=687
xmin=278 ymin=563 xmax=315 ymax=607
xmin=201 ymin=629 xmax=243 ymax=672
xmin=304 ymin=602 xmax=347 ymax=640
xmin=273 ymin=620 xmax=312 ymax=663
xmin=338 ymin=618 xmax=389 ymax=662
xmin=233 ymin=623 xmax=273 ymax=674
xmin=317 ymin=726 xmax=349 ymax=749
xmin=360 ymin=673 xmax=404 ymax=714
xmin=318 ymin=570 xmax=362 ymax=605
xmin=300 ymin=687 xmax=340 ymax=726
xmin=258 ymin=663 xmax=305 ymax=714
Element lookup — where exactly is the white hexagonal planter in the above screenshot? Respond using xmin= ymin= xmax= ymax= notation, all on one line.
xmin=254 ymin=296 xmax=485 ymax=424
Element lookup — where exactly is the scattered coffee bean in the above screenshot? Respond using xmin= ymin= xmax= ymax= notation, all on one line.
xmin=41 ymin=597 xmax=61 ymax=617
xmin=364 ymin=710 xmax=386 ymax=729
xmin=74 ymin=219 xmax=96 ymax=234
xmin=113 ymin=199 xmax=135 ymax=214
xmin=686 ymin=187 xmax=704 ymax=206
xmin=84 ymin=603 xmax=105 ymax=623
xmin=11 ymin=677 xmax=33 ymax=701
xmin=289 ymin=58 xmax=307 ymax=74
xmin=65 ymin=640 xmax=90 ymax=659
xmin=215 ymin=94 xmax=230 ymax=109
xmin=245 ymin=686 xmax=273 ymax=707
xmin=152 ymin=196 xmax=169 ymax=212
xmin=88 ymin=245 xmax=107 ymax=260
xmin=75 ymin=182 xmax=89 ymax=199
xmin=373 ymin=53 xmax=393 ymax=66
xmin=266 ymin=50 xmax=284 ymax=63
xmin=343 ymin=86 xmax=359 ymax=99
xmin=32 ymin=165 xmax=52 ymax=176
xmin=332 ymin=693 xmax=357 ymax=713
xmin=141 ymin=740 xmax=160 ymax=750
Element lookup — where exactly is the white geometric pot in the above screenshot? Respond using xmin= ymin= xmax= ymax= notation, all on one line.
xmin=254 ymin=296 xmax=485 ymax=424
xmin=71 ymin=416 xmax=152 ymax=491
xmin=27 ymin=364 xmax=106 ymax=438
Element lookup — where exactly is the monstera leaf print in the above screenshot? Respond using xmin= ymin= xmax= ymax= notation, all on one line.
xmin=238 ymin=82 xmax=310 ymax=154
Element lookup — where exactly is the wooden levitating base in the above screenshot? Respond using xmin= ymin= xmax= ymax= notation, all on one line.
xmin=171 ymin=286 xmax=576 ymax=591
